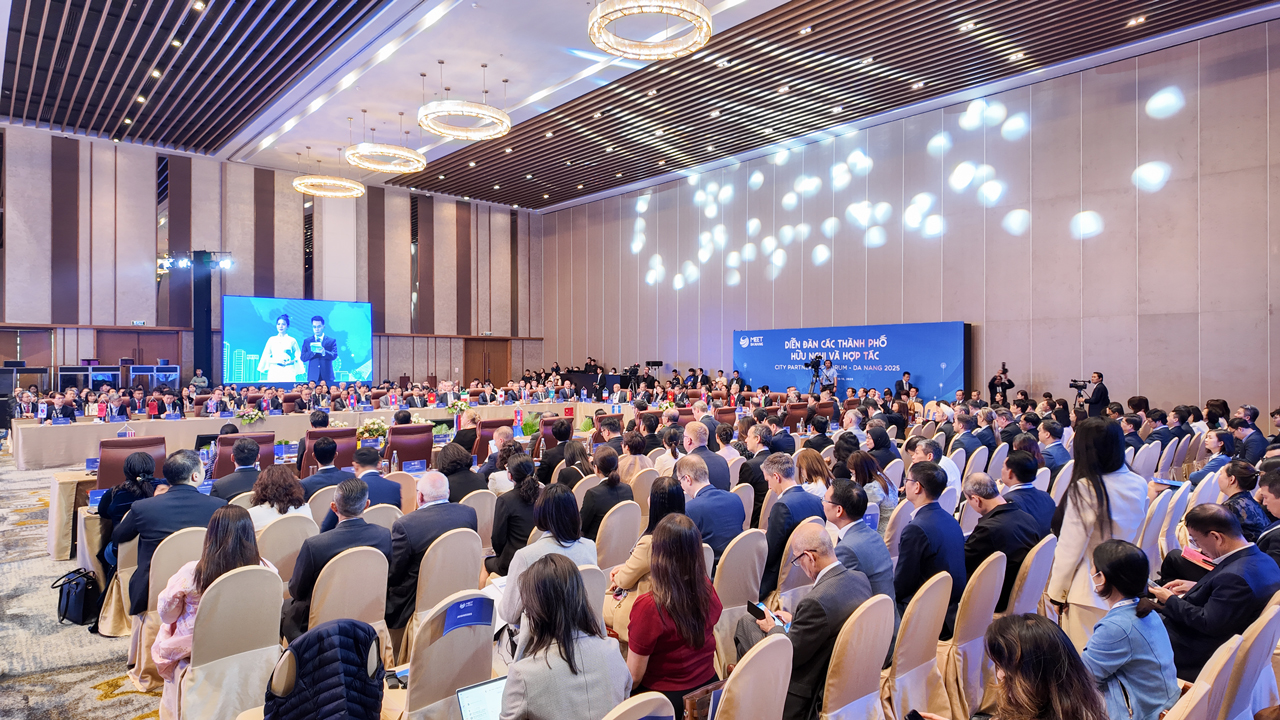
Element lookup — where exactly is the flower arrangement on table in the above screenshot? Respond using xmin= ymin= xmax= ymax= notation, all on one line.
xmin=657 ymin=401 xmax=677 ymax=413
xmin=235 ymin=407 xmax=265 ymax=425
xmin=328 ymin=419 xmax=350 ymax=429
xmin=410 ymin=414 xmax=431 ymax=425
xmin=356 ymin=417 xmax=387 ymax=440
xmin=432 ymin=423 xmax=450 ymax=437
xmin=446 ymin=399 xmax=472 ymax=416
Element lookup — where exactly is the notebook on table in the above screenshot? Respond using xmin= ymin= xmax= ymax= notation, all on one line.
xmin=456 ymin=676 xmax=507 ymax=720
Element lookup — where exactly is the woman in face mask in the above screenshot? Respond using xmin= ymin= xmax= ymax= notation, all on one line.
xmin=1080 ymin=540 xmax=1180 ymax=720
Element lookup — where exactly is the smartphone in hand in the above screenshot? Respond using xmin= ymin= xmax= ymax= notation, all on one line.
xmin=904 ymin=711 xmax=925 ymax=720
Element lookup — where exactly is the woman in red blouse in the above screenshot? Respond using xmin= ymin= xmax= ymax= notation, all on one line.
xmin=625 ymin=513 xmax=722 ymax=711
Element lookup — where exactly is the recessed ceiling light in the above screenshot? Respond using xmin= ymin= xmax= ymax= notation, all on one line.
xmin=959 ymin=22 xmax=976 ymax=31
xmin=646 ymin=89 xmax=657 ymax=96
xmin=526 ymin=174 xmax=532 ymax=179
xmin=860 ymin=57 xmax=873 ymax=65
xmin=657 ymin=160 xmax=665 ymax=165
xmin=709 ymin=109 xmax=720 ymax=118
xmin=192 ymin=1 xmax=205 ymax=10
xmin=136 ymin=95 xmax=146 ymax=103
xmin=763 ymin=128 xmax=773 ymax=133
xmin=605 ymin=147 xmax=613 ymax=152
xmin=545 ymin=131 xmax=553 ymax=138
xmin=831 ymin=106 xmax=842 ymax=112
xmin=778 ymin=85 xmax=789 ymax=93
xmin=123 ymin=118 xmax=132 ymax=124
xmin=171 ymin=39 xmax=182 ymax=47
xmin=438 ymin=175 xmax=445 ymax=179
xmin=565 ymin=160 xmax=572 ymax=165
xmin=464 ymin=196 xmax=470 ymax=199
xmin=799 ymin=26 xmax=811 ymax=35
xmin=911 ymin=81 xmax=926 ymax=89
xmin=151 ymin=70 xmax=161 ymax=78
xmin=1009 ymin=52 xmax=1025 ymax=61
xmin=494 ymin=185 xmax=500 ymax=189
xmin=577 ymin=184 xmax=584 ymax=189
xmin=469 ymin=161 xmax=476 ymax=167
xmin=544 ymin=194 xmax=549 ymax=198
xmin=716 ymin=60 xmax=730 ymax=68
xmin=1127 ymin=16 xmax=1146 ymax=26
xmin=513 ymin=204 xmax=519 ymax=208
xmin=504 ymin=148 xmax=512 ymax=153
xmin=593 ymin=112 xmax=602 ymax=118
xmin=654 ymin=129 xmax=663 ymax=136
xmin=706 ymin=145 xmax=715 ymax=151
xmin=113 ymin=138 xmax=120 ymax=143
xmin=616 ymin=173 xmax=622 ymax=177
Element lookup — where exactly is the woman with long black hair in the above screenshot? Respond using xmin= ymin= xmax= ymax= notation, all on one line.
xmin=486 ymin=453 xmax=540 ymax=576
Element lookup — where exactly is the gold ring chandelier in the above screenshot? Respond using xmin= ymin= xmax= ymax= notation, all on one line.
xmin=588 ymin=0 xmax=713 ymax=61
xmin=345 ymin=111 xmax=427 ymax=173
xmin=293 ymin=147 xmax=366 ymax=198
xmin=419 ymin=62 xmax=512 ymax=141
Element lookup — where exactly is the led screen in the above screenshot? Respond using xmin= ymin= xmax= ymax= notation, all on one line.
xmin=221 ymin=296 xmax=372 ymax=385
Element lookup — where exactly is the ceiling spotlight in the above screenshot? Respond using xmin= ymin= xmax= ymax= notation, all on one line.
xmin=911 ymin=81 xmax=925 ymax=89
xmin=192 ymin=1 xmax=205 ymax=10
xmin=577 ymin=184 xmax=584 ymax=189
xmin=593 ymin=112 xmax=602 ymax=118
xmin=799 ymin=26 xmax=812 ymax=35
xmin=831 ymin=106 xmax=842 ymax=112
xmin=716 ymin=60 xmax=730 ymax=68
xmin=706 ymin=145 xmax=715 ymax=151
xmin=646 ymin=89 xmax=657 ymax=96
xmin=860 ymin=57 xmax=873 ymax=64
xmin=136 ymin=95 xmax=146 ymax=103
xmin=468 ymin=161 xmax=476 ymax=167
xmin=1127 ymin=16 xmax=1146 ymax=26
xmin=545 ymin=131 xmax=553 ymax=137
xmin=513 ymin=204 xmax=519 ymax=208
xmin=1009 ymin=52 xmax=1025 ymax=61
xmin=113 ymin=138 xmax=120 ymax=143
xmin=544 ymin=194 xmax=549 ymax=198
xmin=565 ymin=160 xmax=572 ymax=165
xmin=172 ymin=39 xmax=182 ymax=47
xmin=605 ymin=147 xmax=614 ymax=152
xmin=494 ymin=185 xmax=500 ymax=189
xmin=123 ymin=118 xmax=132 ymax=124
xmin=526 ymin=174 xmax=533 ymax=179
xmin=709 ymin=109 xmax=720 ymax=118
xmin=504 ymin=147 xmax=512 ymax=153
xmin=151 ymin=69 xmax=161 ymax=78
xmin=959 ymin=22 xmax=976 ymax=31
xmin=658 ymin=160 xmax=666 ymax=165
xmin=616 ymin=173 xmax=622 ymax=177
xmin=438 ymin=175 xmax=445 ymax=179
xmin=654 ymin=129 xmax=663 ymax=136
xmin=778 ymin=85 xmax=790 ymax=93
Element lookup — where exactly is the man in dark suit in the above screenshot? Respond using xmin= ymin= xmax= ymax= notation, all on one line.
xmin=682 ymin=421 xmax=731 ymax=491
xmin=1169 ymin=406 xmax=1193 ymax=442
xmin=1080 ymin=371 xmax=1109 ymax=418
xmin=281 ymin=477 xmax=393 ymax=640
xmin=292 ymin=387 xmax=318 ymax=414
xmin=43 ymin=393 xmax=77 ymax=424
xmin=258 ymin=388 xmax=283 ymax=413
xmin=300 ymin=437 xmax=357 ymax=499
xmin=535 ymin=418 xmax=574 ymax=485
xmin=156 ymin=389 xmax=184 ymax=418
xmin=295 ymin=409 xmax=331 ymax=472
xmin=210 ymin=438 xmax=262 ymax=499
xmin=1230 ymin=417 xmax=1268 ymax=465
xmin=13 ymin=391 xmax=37 ymax=419
xmin=759 ymin=454 xmax=824 ymax=601
xmin=994 ymin=409 xmax=1019 ymax=447
xmin=734 ymin=522 xmax=873 ymax=720
xmin=1152 ymin=503 xmax=1280 ymax=680
xmin=299 ymin=315 xmax=338 ymax=383
xmin=1257 ymin=471 xmax=1280 ymax=568
xmin=1120 ymin=415 xmax=1144 ymax=454
xmin=894 ymin=462 xmax=968 ymax=639
xmin=893 ymin=371 xmax=915 ymax=402
xmin=766 ymin=415 xmax=796 ymax=455
xmin=597 ymin=417 xmax=625 ymax=455
xmin=962 ymin=472 xmax=1044 ymax=612
xmin=1000 ymin=450 xmax=1055 ymax=537
xmin=1038 ymin=420 xmax=1071 ymax=482
xmin=125 ymin=389 xmax=148 ymax=416
xmin=679 ymin=454 xmax=745 ymax=569
xmin=320 ymin=447 xmax=402 ymax=532
xmin=694 ymin=401 xmax=720 ymax=452
xmin=640 ymin=414 xmax=663 ymax=455
xmin=974 ymin=409 xmax=998 ymax=456
xmin=111 ymin=450 xmax=226 ymax=615
xmin=741 ymin=424 xmax=773 ymax=527
xmin=802 ymin=415 xmax=833 ymax=453
xmin=987 ymin=368 xmax=1014 ymax=404
xmin=949 ymin=413 xmax=982 ymax=460
xmin=1145 ymin=408 xmax=1174 ymax=452
xmin=385 ymin=471 xmax=479 ymax=630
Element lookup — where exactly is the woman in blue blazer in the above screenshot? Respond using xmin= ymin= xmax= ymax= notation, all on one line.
xmin=1187 ymin=429 xmax=1233 ymax=486
xmin=1081 ymin=540 xmax=1179 ymax=720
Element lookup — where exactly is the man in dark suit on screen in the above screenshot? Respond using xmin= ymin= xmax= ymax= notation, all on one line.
xmin=300 ymin=315 xmax=338 ymax=384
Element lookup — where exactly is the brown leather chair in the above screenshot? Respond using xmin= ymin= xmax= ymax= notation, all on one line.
xmin=473 ymin=418 xmax=515 ymax=463
xmin=371 ymin=390 xmax=388 ymax=409
xmin=687 ymin=389 xmax=703 ymax=402
xmin=711 ymin=391 xmax=727 ymax=402
xmin=192 ymin=395 xmax=212 ymax=417
xmin=714 ymin=406 xmax=737 ymax=424
xmin=815 ymin=401 xmax=836 ymax=420
xmin=768 ymin=392 xmax=787 ymax=406
xmin=297 ymin=428 xmax=358 ymax=478
xmin=282 ymin=393 xmax=301 ymax=415
xmin=843 ymin=398 xmax=860 ymax=410
xmin=245 ymin=393 xmax=263 ymax=409
xmin=96 ymin=436 xmax=168 ymax=490
xmin=468 ymin=389 xmax=485 ymax=402
xmin=384 ymin=424 xmax=434 ymax=469
xmin=676 ymin=408 xmax=695 ymax=427
xmin=636 ymin=410 xmax=662 ymax=427
xmin=763 ymin=405 xmax=781 ymax=419
xmin=589 ymin=414 xmax=623 ymax=445
xmin=538 ymin=415 xmax=560 ymax=452
xmin=211 ymin=432 xmax=276 ymax=479
xmin=783 ymin=403 xmax=808 ymax=431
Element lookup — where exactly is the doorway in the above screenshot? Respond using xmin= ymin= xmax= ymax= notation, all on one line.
xmin=464 ymin=340 xmax=510 ymax=386
xmin=97 ymin=331 xmax=180 ymax=365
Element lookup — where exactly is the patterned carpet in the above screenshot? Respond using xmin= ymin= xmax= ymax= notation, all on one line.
xmin=0 ymin=455 xmax=161 ymax=719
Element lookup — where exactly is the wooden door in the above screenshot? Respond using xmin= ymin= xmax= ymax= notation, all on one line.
xmin=97 ymin=331 xmax=140 ymax=364
xmin=464 ymin=340 xmax=510 ymax=385
xmin=137 ymin=332 xmax=180 ymax=365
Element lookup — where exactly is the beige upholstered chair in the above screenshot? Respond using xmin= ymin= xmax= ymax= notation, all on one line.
xmin=99 ymin=533 xmax=137 ymax=639
xmin=174 ymin=565 xmax=282 ymax=720
xmin=579 ymin=564 xmax=607 ymax=627
xmin=767 ymin=516 xmax=826 ymax=613
xmin=229 ymin=492 xmax=255 ymax=509
xmin=630 ymin=468 xmax=658 ymax=521
xmin=711 ymin=529 xmax=767 ymax=677
xmin=1166 ymin=634 xmax=1240 ymax=720
xmin=1050 ymin=460 xmax=1074 ymax=505
xmin=819 ymin=594 xmax=895 ymax=720
xmin=129 ymin=527 xmax=206 ymax=692
xmin=460 ymin=489 xmax=496 ymax=551
xmin=1032 ymin=467 xmax=1050 ymax=492
xmin=937 ymin=487 xmax=959 ymax=517
xmin=257 ymin=514 xmax=319 ymax=600
xmin=880 ymin=572 xmax=951 ymax=719
xmin=397 ymin=528 xmax=483 ymax=665
xmin=595 ymin=500 xmax=642 ymax=571
xmin=883 ymin=501 xmax=911 ymax=568
xmin=1160 ymin=483 xmax=1193 ymax=558
xmin=1189 ymin=470 xmax=1222 ymax=509
xmin=947 ymin=448 xmax=967 ymax=477
xmin=306 ymin=486 xmax=337 ymax=526
xmin=731 ymin=485 xmax=753 ymax=531
xmin=714 ymin=634 xmax=792 ymax=720
xmin=551 ymin=459 xmax=568 ymax=484
xmin=757 ymin=490 xmax=779 ymax=531
xmin=1132 ymin=442 xmax=1160 ymax=482
xmin=364 ymin=504 xmax=403 ymax=531
xmin=646 ymin=447 xmax=666 ymax=462
xmin=382 ymin=590 xmax=493 ymax=720
xmin=602 ymin=692 xmax=675 ymax=720
xmin=881 ymin=458 xmax=904 ymax=491
xmin=385 ymin=471 xmax=419 ymax=516
xmin=962 ymin=446 xmax=988 ymax=480
xmin=987 ymin=443 xmax=1009 ymax=475
xmin=957 ymin=497 xmax=980 ymax=535
xmin=999 ymin=534 xmax=1056 ymax=617
xmin=572 ymin=473 xmax=602 ymax=508
xmin=941 ymin=552 xmax=1006 ymax=720
xmin=1137 ymin=489 xmax=1174 ymax=580
xmin=702 ymin=543 xmax=714 ymax=579
xmin=308 ymin=547 xmax=393 ymax=667
xmin=1154 ymin=440 xmax=1178 ymax=480
xmin=1218 ymin=606 xmax=1280 ymax=720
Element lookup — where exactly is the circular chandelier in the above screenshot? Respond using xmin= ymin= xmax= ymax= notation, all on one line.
xmin=343 ymin=142 xmax=426 ymax=173
xmin=292 ymin=175 xmax=365 ymax=198
xmin=588 ymin=0 xmax=713 ymax=61
xmin=418 ymin=100 xmax=512 ymax=141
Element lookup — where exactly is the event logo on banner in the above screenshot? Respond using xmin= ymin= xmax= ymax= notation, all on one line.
xmin=732 ymin=321 xmax=967 ymax=401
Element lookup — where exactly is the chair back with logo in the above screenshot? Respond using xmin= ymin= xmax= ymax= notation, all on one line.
xmin=715 ymin=634 xmax=791 ymax=720
xmin=384 ymin=424 xmax=434 ymax=469
xmin=211 ymin=432 xmax=275 ymax=479
xmin=820 ymin=594 xmax=895 ymax=719
xmin=460 ymin=489 xmax=497 ymax=550
xmin=473 ymin=418 xmax=515 ymax=463
xmin=596 ymin=500 xmax=642 ymax=570
xmin=97 ymin=436 xmax=168 ymax=490
xmin=298 ymin=428 xmax=358 ymax=478
xmin=257 ymin=514 xmax=319 ymax=599
xmin=399 ymin=528 xmax=484 ymax=664
xmin=1001 ymin=535 xmax=1056 ymax=617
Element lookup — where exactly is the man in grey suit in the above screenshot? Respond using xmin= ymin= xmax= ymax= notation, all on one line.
xmin=682 ymin=420 xmax=731 ymax=491
xmin=694 ymin=400 xmax=720 ymax=451
xmin=824 ymin=479 xmax=895 ymax=606
xmin=734 ymin=523 xmax=873 ymax=720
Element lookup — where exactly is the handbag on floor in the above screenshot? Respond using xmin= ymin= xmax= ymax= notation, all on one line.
xmin=52 ymin=568 xmax=100 ymax=625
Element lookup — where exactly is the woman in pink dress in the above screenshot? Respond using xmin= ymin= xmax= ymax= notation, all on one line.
xmin=152 ymin=505 xmax=277 ymax=717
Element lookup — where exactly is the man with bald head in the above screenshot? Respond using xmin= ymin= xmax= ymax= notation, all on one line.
xmin=385 ymin=470 xmax=478 ymax=631
xmin=733 ymin=522 xmax=873 ymax=720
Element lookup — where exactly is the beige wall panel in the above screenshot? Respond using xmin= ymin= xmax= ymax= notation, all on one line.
xmin=901 ymin=111 xmax=943 ymax=325
xmin=356 ymin=193 xmax=369 ymax=304
xmin=5 ymin=126 xmax=52 ymax=323
xmin=181 ymin=331 xmax=194 ymax=381
xmin=77 ymin=139 xmax=91 ymax=324
xmin=719 ymin=164 xmax=749 ymax=367
xmin=1200 ymin=168 xmax=1267 ymax=314
xmin=1080 ymin=60 xmax=1137 ymax=321
xmin=653 ymin=185 xmax=677 ymax=368
xmin=450 ymin=338 xmax=464 ymax=383
xmin=530 ymin=213 xmax=543 ymax=339
xmin=1199 ymin=25 xmax=1268 ymax=176
xmin=524 ymin=339 xmax=543 ymax=369
xmin=940 ymin=101 xmax=987 ymax=381
xmin=1269 ymin=20 xmax=1280 ymax=431
xmin=586 ymin=201 xmax=605 ymax=363
xmin=1199 ymin=310 xmax=1268 ymax=409
xmin=273 ymin=172 xmax=304 ymax=299
xmin=1029 ymin=317 xmax=1082 ymax=395
xmin=221 ymin=162 xmax=256 ymax=303
xmin=115 ymin=144 xmax=157 ymax=326
xmin=1082 ymin=315 xmax=1138 ymax=399
xmin=1137 ymin=313 xmax=1199 ymax=411
xmin=984 ymin=86 xmax=1032 ymax=324
xmin=831 ymin=133 xmax=868 ymax=328
xmin=517 ymin=210 xmax=531 ymax=336
xmin=771 ymin=151 xmax=805 ymax=336
xmin=387 ymin=336 xmax=413 ymax=382
xmin=619 ymin=193 xmax=642 ymax=366
xmin=413 ymin=337 xmax=431 ymax=381
xmin=89 ymin=141 xmax=116 ymax=325
xmin=698 ymin=168 xmax=725 ymax=373
xmin=744 ymin=159 xmax=774 ymax=332
xmin=190 ymin=158 xmax=224 ymax=328
xmin=433 ymin=197 xmax=458 ymax=335
xmin=601 ymin=196 xmax=622 ymax=366
xmin=385 ymin=189 xmax=412 ymax=334
xmin=491 ymin=206 xmax=512 ymax=337
xmin=1029 ymin=75 xmax=1082 ymax=335
xmin=476 ymin=205 xmax=490 ymax=335
xmin=864 ymin=122 xmax=903 ymax=325
xmin=985 ymin=320 xmax=1031 ymax=392
xmin=542 ymin=213 xmax=559 ymax=360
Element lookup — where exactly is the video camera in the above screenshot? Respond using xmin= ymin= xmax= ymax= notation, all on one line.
xmin=1068 ymin=379 xmax=1089 ymax=391
xmin=623 ymin=364 xmax=641 ymax=377
xmin=804 ymin=354 xmax=823 ymax=377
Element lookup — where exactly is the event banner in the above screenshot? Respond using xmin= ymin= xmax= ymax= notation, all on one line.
xmin=732 ymin=321 xmax=967 ymax=400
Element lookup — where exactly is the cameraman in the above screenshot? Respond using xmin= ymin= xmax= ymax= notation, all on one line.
xmin=819 ymin=358 xmax=837 ymax=394
xmin=988 ymin=363 xmax=1015 ymax=402
xmin=1077 ymin=371 xmax=1110 ymax=418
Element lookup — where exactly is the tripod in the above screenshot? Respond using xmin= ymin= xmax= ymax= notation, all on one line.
xmin=808 ymin=372 xmax=819 ymax=396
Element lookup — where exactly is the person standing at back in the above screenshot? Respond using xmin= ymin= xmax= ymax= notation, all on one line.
xmin=758 ymin=453 xmax=824 ymax=601
xmin=894 ymin=461 xmax=967 ymax=639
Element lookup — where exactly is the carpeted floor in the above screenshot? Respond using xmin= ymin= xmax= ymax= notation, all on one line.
xmin=0 ymin=455 xmax=161 ymax=719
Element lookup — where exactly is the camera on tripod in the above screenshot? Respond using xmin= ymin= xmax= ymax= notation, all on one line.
xmin=804 ymin=354 xmax=823 ymax=376
xmin=623 ymin=364 xmax=641 ymax=377
xmin=1068 ymin=379 xmax=1089 ymax=391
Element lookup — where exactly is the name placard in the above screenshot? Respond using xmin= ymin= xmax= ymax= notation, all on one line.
xmin=51 ymin=417 xmax=71 ymax=425
xmin=86 ymin=458 xmax=100 ymax=472
xmin=269 ymin=409 xmax=283 ymax=416
xmin=218 ymin=411 xmax=234 ymax=418
xmin=359 ymin=404 xmax=374 ymax=412
xmin=402 ymin=459 xmax=427 ymax=474
xmin=163 ymin=413 xmax=181 ymax=420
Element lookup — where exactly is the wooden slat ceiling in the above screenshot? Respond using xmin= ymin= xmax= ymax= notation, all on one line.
xmin=1 ymin=0 xmax=386 ymax=154
xmin=389 ymin=0 xmax=1270 ymax=210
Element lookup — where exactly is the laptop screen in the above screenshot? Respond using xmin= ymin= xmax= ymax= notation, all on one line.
xmin=456 ymin=676 xmax=507 ymax=720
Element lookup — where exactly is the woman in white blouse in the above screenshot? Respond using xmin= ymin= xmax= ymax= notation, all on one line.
xmin=245 ymin=465 xmax=312 ymax=531
xmin=1046 ymin=417 xmax=1148 ymax=651
xmin=256 ymin=314 xmax=303 ymax=383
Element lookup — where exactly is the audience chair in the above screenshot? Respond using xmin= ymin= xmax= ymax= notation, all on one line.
xmin=96 ymin=436 xmax=167 ymax=490
xmin=962 ymin=446 xmax=988 ymax=481
xmin=1050 ymin=460 xmax=1074 ymax=505
xmin=820 ymin=445 xmax=835 ymax=464
xmin=987 ymin=443 xmax=1009 ymax=474
xmin=602 ymin=692 xmax=675 ymax=720
xmin=1189 ymin=470 xmax=1222 ymax=510
xmin=550 ymin=459 xmax=567 ymax=484
xmin=676 ymin=408 xmax=696 ymax=427
xmin=1125 ymin=445 xmax=1136 ymax=466
xmin=714 ymin=634 xmax=792 ymax=720
xmin=947 ymin=448 xmax=967 ymax=480
xmin=702 ymin=543 xmax=714 ymax=579
xmin=1170 ymin=434 xmax=1193 ymax=483
xmin=1137 ymin=490 xmax=1175 ymax=580
xmin=537 ymin=415 xmax=560 ymax=454
xmin=957 ymin=497 xmax=980 ymax=535
xmin=726 ymin=456 xmax=745 ymax=488
xmin=211 ymin=432 xmax=275 ymax=479
xmin=731 ymin=484 xmax=753 ymax=531
xmin=397 ymin=528 xmax=483 ymax=665
xmin=941 ymin=552 xmax=1006 ymax=720
xmin=363 ymin=504 xmax=403 ymax=531
xmin=281 ymin=393 xmax=300 ymax=414
xmin=235 ymin=620 xmax=382 ymax=720
xmin=882 ymin=458 xmax=904 ymax=492
xmin=129 ymin=527 xmax=206 ymax=692
xmin=385 ymin=471 xmax=418 ymax=514
xmin=646 ymin=447 xmax=667 ymax=462
xmin=307 ymin=486 xmax=338 ymax=526
xmin=1182 ymin=433 xmax=1204 ymax=477
xmin=472 ymin=418 xmax=514 ymax=463
xmin=1154 ymin=441 xmax=1178 ymax=480
xmin=767 ymin=516 xmax=827 ymax=613
xmin=711 ymin=529 xmax=768 ymax=677
xmin=629 ymin=468 xmax=658 ymax=521
xmin=820 ymin=595 xmax=896 ymax=720
xmin=382 ymin=590 xmax=493 ymax=720
xmin=588 ymin=414 xmax=622 ymax=447
xmin=307 ymin=547 xmax=394 ymax=669
xmin=885 ymin=425 xmax=898 ymax=441
xmin=229 ymin=492 xmax=255 ymax=509
xmin=922 ymin=420 xmax=937 ymax=437
xmin=1160 ymin=483 xmax=1193 ymax=558
xmin=596 ymin=500 xmax=642 ymax=571
xmin=757 ymin=490 xmax=779 ymax=532
xmin=908 ymin=423 xmax=925 ymax=439
xmin=937 ymin=486 xmax=959 ymax=516
xmin=1162 ymin=635 xmax=1242 ymax=720
xmin=383 ymin=424 xmax=434 ymax=470
xmin=572 ymin=473 xmax=601 ymax=509
xmin=298 ymin=428 xmax=358 ymax=479
xmin=783 ymin=403 xmax=808 ymax=431
xmin=369 ymin=390 xmax=387 ymax=408
xmin=999 ymin=535 xmax=1056 ymax=618
xmin=98 ymin=534 xmax=138 ymax=639
xmin=880 ymin=572 xmax=952 ymax=720
xmin=931 ymin=431 xmax=946 ymax=448
xmin=714 ymin=406 xmax=736 ymax=424
xmin=1217 ymin=605 xmax=1280 ymax=720
xmin=579 ymin=564 xmax=608 ymax=628
xmin=460 ymin=489 xmax=497 ymax=551
xmin=1032 ymin=467 xmax=1050 ymax=493
xmin=884 ymin=501 xmax=911 ymax=568
xmin=176 ymin=566 xmax=283 ymax=720
xmin=1132 ymin=443 xmax=1160 ymax=482
xmin=257 ymin=514 xmax=319 ymax=600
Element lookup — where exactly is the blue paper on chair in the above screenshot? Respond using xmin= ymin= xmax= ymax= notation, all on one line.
xmin=402 ymin=459 xmax=427 ymax=475
xmin=87 ymin=489 xmax=107 ymax=511
xmin=443 ymin=597 xmax=493 ymax=635
xmin=86 ymin=458 xmax=100 ymax=472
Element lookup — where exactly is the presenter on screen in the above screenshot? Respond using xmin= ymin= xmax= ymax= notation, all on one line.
xmin=301 ymin=315 xmax=338 ymax=384
xmin=257 ymin=314 xmax=304 ymax=382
